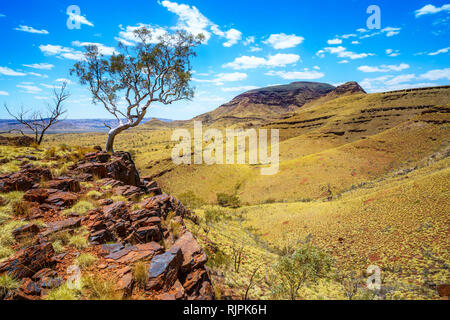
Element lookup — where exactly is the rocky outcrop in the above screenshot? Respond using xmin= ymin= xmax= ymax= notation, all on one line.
xmin=0 ymin=150 xmax=214 ymax=300
xmin=0 ymin=135 xmax=34 ymax=147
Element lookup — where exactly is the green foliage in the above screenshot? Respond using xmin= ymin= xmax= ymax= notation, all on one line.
xmin=75 ymin=253 xmax=97 ymax=269
xmin=178 ymin=190 xmax=205 ymax=209
xmin=271 ymin=244 xmax=333 ymax=300
xmin=82 ymin=275 xmax=119 ymax=300
xmin=69 ymin=235 xmax=89 ymax=249
xmin=45 ymin=283 xmax=80 ymax=300
xmin=0 ymin=274 xmax=20 ymax=297
xmin=133 ymin=261 xmax=148 ymax=289
xmin=64 ymin=200 xmax=95 ymax=216
xmin=217 ymin=193 xmax=241 ymax=208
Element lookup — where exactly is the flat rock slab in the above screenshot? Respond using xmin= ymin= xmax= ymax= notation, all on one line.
xmin=105 ymin=242 xmax=163 ymax=264
xmin=41 ymin=218 xmax=82 ymax=236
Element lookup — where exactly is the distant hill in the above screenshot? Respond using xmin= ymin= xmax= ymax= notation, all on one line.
xmin=0 ymin=117 xmax=172 ymax=134
xmin=192 ymin=81 xmax=336 ymax=126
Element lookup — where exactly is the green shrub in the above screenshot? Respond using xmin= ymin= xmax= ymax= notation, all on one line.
xmin=216 ymin=193 xmax=241 ymax=208
xmin=0 ymin=274 xmax=20 ymax=297
xmin=64 ymin=201 xmax=95 ymax=216
xmin=45 ymin=283 xmax=80 ymax=300
xmin=133 ymin=261 xmax=148 ymax=289
xmin=271 ymin=244 xmax=333 ymax=300
xmin=69 ymin=235 xmax=89 ymax=249
xmin=86 ymin=190 xmax=102 ymax=200
xmin=178 ymin=191 xmax=205 ymax=209
xmin=75 ymin=253 xmax=97 ymax=269
xmin=82 ymin=275 xmax=119 ymax=300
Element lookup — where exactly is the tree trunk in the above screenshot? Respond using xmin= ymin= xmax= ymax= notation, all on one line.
xmin=105 ymin=124 xmax=130 ymax=153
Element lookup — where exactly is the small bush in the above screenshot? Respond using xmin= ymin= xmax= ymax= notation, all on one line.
xmin=52 ymin=240 xmax=66 ymax=254
xmin=216 ymin=193 xmax=241 ymax=208
xmin=271 ymin=244 xmax=333 ymax=300
xmin=11 ymin=201 xmax=33 ymax=217
xmin=44 ymin=146 xmax=56 ymax=159
xmin=75 ymin=253 xmax=97 ymax=269
xmin=178 ymin=191 xmax=205 ymax=209
xmin=64 ymin=201 xmax=95 ymax=216
xmin=82 ymin=275 xmax=119 ymax=300
xmin=86 ymin=190 xmax=103 ymax=200
xmin=69 ymin=235 xmax=89 ymax=249
xmin=45 ymin=283 xmax=80 ymax=300
xmin=0 ymin=274 xmax=20 ymax=297
xmin=133 ymin=261 xmax=148 ymax=289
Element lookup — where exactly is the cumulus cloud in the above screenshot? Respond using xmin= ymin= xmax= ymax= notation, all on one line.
xmin=317 ymin=46 xmax=374 ymax=60
xmin=0 ymin=66 xmax=26 ymax=76
xmin=415 ymin=4 xmax=450 ymax=17
xmin=0 ymin=91 xmax=9 ymax=96
xmin=223 ymin=53 xmax=300 ymax=70
xmin=72 ymin=41 xmax=118 ymax=55
xmin=14 ymin=25 xmax=49 ymax=34
xmin=265 ymin=70 xmax=325 ymax=80
xmin=22 ymin=63 xmax=54 ymax=70
xmin=420 ymin=68 xmax=450 ymax=80
xmin=263 ymin=33 xmax=304 ymax=49
xmin=358 ymin=63 xmax=410 ymax=73
xmin=381 ymin=27 xmax=401 ymax=37
xmin=67 ymin=11 xmax=94 ymax=27
xmin=160 ymin=0 xmax=242 ymax=47
xmin=386 ymin=49 xmax=400 ymax=57
xmin=39 ymin=44 xmax=85 ymax=61
xmin=327 ymin=38 xmax=342 ymax=45
xmin=193 ymin=72 xmax=248 ymax=85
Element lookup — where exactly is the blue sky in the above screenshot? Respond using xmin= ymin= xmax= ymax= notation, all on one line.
xmin=0 ymin=0 xmax=449 ymax=120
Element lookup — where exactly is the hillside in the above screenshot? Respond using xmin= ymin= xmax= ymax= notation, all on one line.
xmin=192 ymin=81 xmax=336 ymax=126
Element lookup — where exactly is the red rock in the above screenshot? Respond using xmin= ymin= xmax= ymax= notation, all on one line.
xmin=113 ymin=185 xmax=143 ymax=199
xmin=0 ymin=167 xmax=51 ymax=192
xmin=23 ymin=188 xmax=49 ymax=203
xmin=19 ymin=278 xmax=41 ymax=296
xmin=45 ymin=191 xmax=78 ymax=208
xmin=116 ymin=272 xmax=134 ymax=298
xmin=41 ymin=218 xmax=82 ymax=236
xmin=12 ymin=223 xmax=41 ymax=241
xmin=76 ymin=163 xmax=108 ymax=179
xmin=103 ymin=201 xmax=128 ymax=217
xmin=46 ymin=178 xmax=80 ymax=192
xmin=146 ymin=247 xmax=183 ymax=291
xmin=437 ymin=284 xmax=450 ymax=298
xmin=135 ymin=226 xmax=162 ymax=243
xmin=0 ymin=242 xmax=55 ymax=278
xmin=172 ymin=231 xmax=208 ymax=274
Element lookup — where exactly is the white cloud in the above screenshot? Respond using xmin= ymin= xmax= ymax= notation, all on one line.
xmin=39 ymin=44 xmax=85 ymax=61
xmin=222 ymin=29 xmax=242 ymax=47
xmin=386 ymin=49 xmax=400 ymax=57
xmin=243 ymin=36 xmax=255 ymax=46
xmin=56 ymin=78 xmax=73 ymax=84
xmin=428 ymin=47 xmax=450 ymax=56
xmin=223 ymin=53 xmax=300 ymax=70
xmin=263 ymin=33 xmax=304 ymax=49
xmin=160 ymin=0 xmax=242 ymax=47
xmin=327 ymin=38 xmax=342 ymax=45
xmin=34 ymin=96 xmax=50 ymax=100
xmin=17 ymin=84 xmax=42 ymax=94
xmin=0 ymin=66 xmax=26 ymax=76
xmin=249 ymin=46 xmax=262 ymax=52
xmin=415 ymin=4 xmax=450 ymax=17
xmin=14 ymin=25 xmax=49 ymax=34
xmin=342 ymin=34 xmax=357 ymax=39
xmin=67 ymin=12 xmax=94 ymax=27
xmin=338 ymin=60 xmax=349 ymax=64
xmin=40 ymin=83 xmax=63 ymax=89
xmin=0 ymin=91 xmax=8 ymax=96
xmin=265 ymin=70 xmax=325 ymax=80
xmin=72 ymin=41 xmax=118 ymax=55
xmin=357 ymin=28 xmax=367 ymax=33
xmin=358 ymin=63 xmax=410 ymax=73
xmin=28 ymin=72 xmax=48 ymax=78
xmin=319 ymin=46 xmax=374 ymax=60
xmin=221 ymin=85 xmax=259 ymax=92
xmin=381 ymin=27 xmax=401 ymax=37
xmin=385 ymin=74 xmax=416 ymax=85
xmin=193 ymin=72 xmax=248 ymax=84
xmin=352 ymin=41 xmax=360 ymax=45
xmin=0 ymin=14 xmax=5 ymax=18
xmin=22 ymin=63 xmax=54 ymax=70
xmin=420 ymin=68 xmax=450 ymax=80
xmin=116 ymin=24 xmax=169 ymax=46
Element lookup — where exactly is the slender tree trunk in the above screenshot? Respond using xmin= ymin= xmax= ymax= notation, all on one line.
xmin=105 ymin=123 xmax=130 ymax=153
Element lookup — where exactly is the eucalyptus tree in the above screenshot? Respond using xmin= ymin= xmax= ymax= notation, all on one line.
xmin=71 ymin=28 xmax=202 ymax=152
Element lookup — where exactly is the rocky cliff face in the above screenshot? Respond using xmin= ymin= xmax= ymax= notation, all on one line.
xmin=194 ymin=82 xmax=336 ymax=125
xmin=0 ymin=150 xmax=214 ymax=300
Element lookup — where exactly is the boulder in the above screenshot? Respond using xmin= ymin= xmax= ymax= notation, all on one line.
xmin=172 ymin=231 xmax=208 ymax=274
xmin=45 ymin=191 xmax=78 ymax=208
xmin=0 ymin=167 xmax=52 ymax=193
xmin=113 ymin=185 xmax=143 ymax=199
xmin=0 ymin=242 xmax=55 ymax=279
xmin=23 ymin=188 xmax=49 ymax=203
xmin=146 ymin=247 xmax=183 ymax=291
xmin=46 ymin=178 xmax=80 ymax=192
xmin=12 ymin=223 xmax=41 ymax=241
xmin=103 ymin=201 xmax=128 ymax=217
xmin=437 ymin=284 xmax=450 ymax=298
